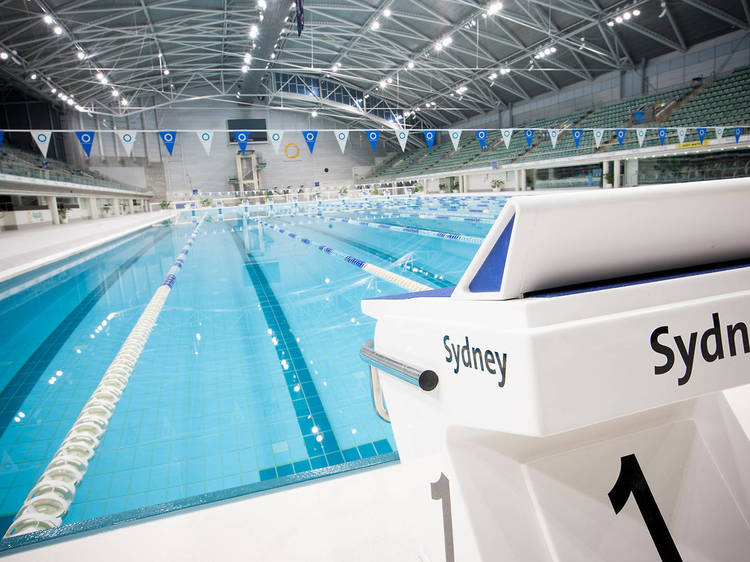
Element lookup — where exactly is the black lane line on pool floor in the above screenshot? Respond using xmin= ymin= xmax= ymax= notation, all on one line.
xmin=291 ymin=222 xmax=455 ymax=289
xmin=0 ymin=227 xmax=172 ymax=439
xmin=228 ymin=226 xmax=345 ymax=476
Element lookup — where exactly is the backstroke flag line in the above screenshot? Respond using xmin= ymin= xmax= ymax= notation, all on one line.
xmin=159 ymin=131 xmax=177 ymax=156
xmin=396 ymin=129 xmax=409 ymax=152
xmin=269 ymin=130 xmax=283 ymax=154
xmin=334 ymin=130 xmax=349 ymax=153
xmin=501 ymin=129 xmax=513 ymax=149
xmin=448 ymin=129 xmax=461 ymax=151
xmin=118 ymin=130 xmax=137 ymax=157
xmin=75 ymin=131 xmax=95 ymax=157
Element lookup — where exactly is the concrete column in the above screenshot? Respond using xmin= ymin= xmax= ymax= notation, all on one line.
xmin=48 ymin=196 xmax=60 ymax=225
xmin=602 ymin=161 xmax=612 ymax=188
xmin=613 ymin=160 xmax=621 ymax=188
xmin=89 ymin=198 xmax=99 ymax=219
xmin=113 ymin=198 xmax=122 ymax=215
xmin=625 ymin=158 xmax=639 ymax=187
xmin=128 ymin=199 xmax=134 ymax=214
xmin=519 ymin=169 xmax=527 ymax=191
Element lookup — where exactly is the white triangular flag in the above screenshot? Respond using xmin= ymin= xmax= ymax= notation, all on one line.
xmin=268 ymin=130 xmax=283 ymax=154
xmin=500 ymin=129 xmax=513 ymax=149
xmin=715 ymin=126 xmax=725 ymax=140
xmin=334 ymin=130 xmax=349 ymax=153
xmin=636 ymin=128 xmax=647 ymax=147
xmin=31 ymin=130 xmax=51 ymax=158
xmin=396 ymin=129 xmax=408 ymax=152
xmin=118 ymin=130 xmax=137 ymax=156
xmin=593 ymin=128 xmax=605 ymax=148
xmin=547 ymin=129 xmax=560 ymax=148
xmin=677 ymin=127 xmax=686 ymax=145
xmin=448 ymin=129 xmax=461 ymax=151
xmin=196 ymin=131 xmax=213 ymax=156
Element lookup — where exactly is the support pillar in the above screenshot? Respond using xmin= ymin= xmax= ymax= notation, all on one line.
xmin=48 ymin=196 xmax=60 ymax=225
xmin=113 ymin=199 xmax=121 ymax=216
xmin=128 ymin=199 xmax=134 ymax=214
xmin=602 ymin=161 xmax=612 ymax=188
xmin=89 ymin=198 xmax=99 ymax=219
xmin=613 ymin=160 xmax=621 ymax=188
xmin=519 ymin=169 xmax=527 ymax=191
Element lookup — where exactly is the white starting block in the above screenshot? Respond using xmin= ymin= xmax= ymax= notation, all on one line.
xmin=361 ymin=178 xmax=750 ymax=562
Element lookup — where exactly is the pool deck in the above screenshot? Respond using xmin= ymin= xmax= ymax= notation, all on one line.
xmin=0 ymin=212 xmax=176 ymax=284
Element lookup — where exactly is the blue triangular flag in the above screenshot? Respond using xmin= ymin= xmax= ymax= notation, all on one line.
xmin=658 ymin=128 xmax=667 ymax=145
xmin=616 ymin=129 xmax=626 ymax=145
xmin=159 ymin=131 xmax=177 ymax=156
xmin=735 ymin=126 xmax=743 ymax=142
xmin=302 ymin=130 xmax=318 ymax=153
xmin=0 ymin=131 xmax=3 ymax=151
xmin=366 ymin=130 xmax=380 ymax=152
xmin=75 ymin=131 xmax=95 ymax=157
xmin=572 ymin=129 xmax=583 ymax=148
xmin=423 ymin=130 xmax=436 ymax=152
xmin=234 ymin=131 xmax=250 ymax=155
xmin=475 ymin=129 xmax=488 ymax=150
xmin=524 ymin=129 xmax=534 ymax=147
xmin=697 ymin=127 xmax=706 ymax=145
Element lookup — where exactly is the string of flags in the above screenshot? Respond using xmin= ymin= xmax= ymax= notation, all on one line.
xmin=0 ymin=127 xmax=746 ymax=160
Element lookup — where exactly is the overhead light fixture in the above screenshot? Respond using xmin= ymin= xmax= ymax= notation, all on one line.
xmin=244 ymin=53 xmax=252 ymax=63
xmin=456 ymin=86 xmax=468 ymax=94
xmin=442 ymin=36 xmax=452 ymax=47
xmin=111 ymin=89 xmax=119 ymax=97
xmin=371 ymin=20 xmax=380 ymax=30
xmin=77 ymin=50 xmax=86 ymax=60
xmin=57 ymin=92 xmax=63 ymax=98
xmin=487 ymin=2 xmax=503 ymax=16
xmin=96 ymin=71 xmax=104 ymax=80
xmin=407 ymin=60 xmax=414 ymax=69
xmin=500 ymin=67 xmax=510 ymax=75
xmin=50 ymin=87 xmax=57 ymax=93
xmin=53 ymin=26 xmax=63 ymax=35
xmin=163 ymin=69 xmax=169 ymax=75
xmin=489 ymin=72 xmax=497 ymax=80
xmin=311 ymin=110 xmax=318 ymax=117
xmin=623 ymin=11 xmax=632 ymax=20
xmin=379 ymin=79 xmax=386 ymax=88
xmin=615 ymin=16 xmax=623 ymax=23
xmin=386 ymin=77 xmax=393 ymax=84
xmin=241 ymin=65 xmax=249 ymax=73
xmin=30 ymin=73 xmax=38 ymax=80
xmin=121 ymin=98 xmax=129 ymax=106
xmin=607 ymin=20 xmax=615 ymax=27
xmin=66 ymin=98 xmax=74 ymax=105
xmin=258 ymin=0 xmax=266 ymax=9
xmin=249 ymin=24 xmax=259 ymax=38
xmin=61 ymin=94 xmax=68 ymax=101
xmin=383 ymin=8 xmax=392 ymax=17
xmin=633 ymin=9 xmax=641 ymax=16
xmin=43 ymin=14 xmax=54 ymax=25
xmin=270 ymin=53 xmax=276 ymax=59
xmin=0 ymin=51 xmax=8 ymax=60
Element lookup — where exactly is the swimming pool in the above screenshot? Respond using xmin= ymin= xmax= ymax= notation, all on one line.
xmin=0 ymin=194 xmax=504 ymax=548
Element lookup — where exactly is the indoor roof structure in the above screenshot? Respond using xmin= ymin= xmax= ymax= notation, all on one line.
xmin=0 ymin=0 xmax=747 ymax=127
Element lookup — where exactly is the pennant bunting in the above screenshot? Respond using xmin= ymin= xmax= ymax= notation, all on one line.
xmin=524 ymin=129 xmax=534 ymax=147
xmin=696 ymin=127 xmax=706 ymax=145
xmin=159 ymin=131 xmax=177 ymax=155
xmin=498 ymin=129 xmax=512 ymax=149
xmin=0 ymin=131 xmax=3 ymax=151
xmin=593 ymin=128 xmax=605 ymax=148
xmin=658 ymin=128 xmax=667 ymax=145
xmin=75 ymin=131 xmax=95 ymax=158
xmin=234 ymin=131 xmax=250 ymax=155
xmin=448 ymin=129 xmax=461 ymax=151
xmin=636 ymin=128 xmax=647 ymax=147
xmin=196 ymin=131 xmax=213 ymax=156
xmin=269 ymin=130 xmax=283 ymax=154
xmin=734 ymin=126 xmax=743 ymax=142
xmin=31 ymin=130 xmax=52 ymax=158
xmin=302 ymin=130 xmax=318 ymax=153
xmin=118 ymin=130 xmax=137 ymax=156
xmin=396 ymin=129 xmax=409 ymax=152
xmin=366 ymin=130 xmax=380 ymax=152
xmin=334 ymin=130 xmax=349 ymax=153
xmin=677 ymin=127 xmax=687 ymax=145
xmin=616 ymin=129 xmax=626 ymax=146
xmin=548 ymin=129 xmax=560 ymax=148
xmin=423 ymin=129 xmax=436 ymax=152
xmin=715 ymin=126 xmax=725 ymax=140
xmin=572 ymin=129 xmax=583 ymax=147
xmin=476 ymin=129 xmax=488 ymax=150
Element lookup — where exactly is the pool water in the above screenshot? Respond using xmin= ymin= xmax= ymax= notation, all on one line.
xmin=0 ymin=195 xmax=502 ymax=544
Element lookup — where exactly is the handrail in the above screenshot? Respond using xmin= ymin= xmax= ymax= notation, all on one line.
xmin=360 ymin=340 xmax=438 ymax=422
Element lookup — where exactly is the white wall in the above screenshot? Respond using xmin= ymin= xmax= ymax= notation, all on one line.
xmin=65 ymin=104 xmax=383 ymax=199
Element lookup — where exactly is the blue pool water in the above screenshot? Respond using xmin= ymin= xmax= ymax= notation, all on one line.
xmin=0 ymin=196 xmax=500 ymax=545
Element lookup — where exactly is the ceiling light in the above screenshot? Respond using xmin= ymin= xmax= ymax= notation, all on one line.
xmin=75 ymin=105 xmax=84 ymax=111
xmin=633 ymin=9 xmax=641 ymax=16
xmin=379 ymin=79 xmax=386 ymax=88
xmin=111 ymin=89 xmax=119 ymax=97
xmin=258 ymin=0 xmax=266 ymax=9
xmin=0 ymin=51 xmax=8 ymax=60
xmin=607 ymin=20 xmax=614 ymax=27
xmin=61 ymin=94 xmax=68 ymax=100
xmin=489 ymin=72 xmax=497 ymax=80
xmin=57 ymin=92 xmax=63 ymax=98
xmin=163 ymin=69 xmax=169 ymax=75
xmin=121 ymin=98 xmax=128 ymax=106
xmin=53 ymin=26 xmax=63 ymax=35
xmin=244 ymin=53 xmax=252 ymax=63
xmin=101 ymin=77 xmax=109 ymax=84
xmin=241 ymin=65 xmax=249 ymax=73
xmin=487 ymin=2 xmax=503 ymax=16
xmin=371 ymin=20 xmax=380 ymax=30
xmin=456 ymin=86 xmax=468 ymax=94
xmin=270 ymin=53 xmax=276 ymax=59
xmin=43 ymin=14 xmax=54 ymax=25
xmin=249 ymin=25 xmax=259 ymax=38
xmin=311 ymin=110 xmax=318 ymax=117
xmin=615 ymin=15 xmax=623 ymax=23
xmin=77 ymin=51 xmax=85 ymax=60
xmin=383 ymin=8 xmax=392 ymax=17
xmin=623 ymin=11 xmax=632 ymax=20
xmin=259 ymin=13 xmax=264 ymax=21
xmin=30 ymin=73 xmax=37 ymax=80
xmin=442 ymin=36 xmax=452 ymax=47
xmin=501 ymin=67 xmax=510 ymax=75
xmin=50 ymin=87 xmax=57 ymax=93
xmin=66 ymin=98 xmax=74 ymax=105
xmin=434 ymin=41 xmax=443 ymax=52
xmin=96 ymin=72 xmax=103 ymax=80
xmin=407 ymin=60 xmax=414 ymax=69
xmin=386 ymin=77 xmax=392 ymax=84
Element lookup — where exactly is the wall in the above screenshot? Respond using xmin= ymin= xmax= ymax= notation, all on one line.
xmin=453 ymin=30 xmax=750 ymax=130
xmin=64 ymin=103 xmax=383 ymax=199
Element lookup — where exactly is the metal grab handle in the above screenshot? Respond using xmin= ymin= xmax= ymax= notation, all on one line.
xmin=360 ymin=340 xmax=439 ymax=422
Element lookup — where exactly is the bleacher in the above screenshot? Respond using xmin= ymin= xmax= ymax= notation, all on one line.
xmin=0 ymin=142 xmax=137 ymax=191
